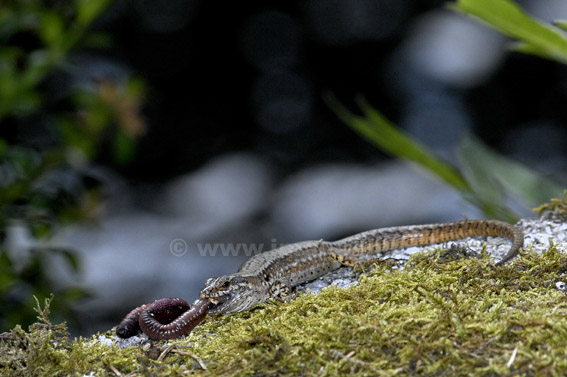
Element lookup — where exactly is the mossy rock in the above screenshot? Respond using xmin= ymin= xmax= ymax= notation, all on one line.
xmin=2 ymin=215 xmax=567 ymax=376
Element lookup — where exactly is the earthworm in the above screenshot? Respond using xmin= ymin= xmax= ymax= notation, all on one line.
xmin=139 ymin=298 xmax=210 ymax=340
xmin=116 ymin=303 xmax=149 ymax=338
xmin=116 ymin=297 xmax=210 ymax=340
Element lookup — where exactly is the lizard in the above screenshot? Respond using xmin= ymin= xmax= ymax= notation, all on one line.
xmin=116 ymin=219 xmax=523 ymax=339
xmin=200 ymin=219 xmax=523 ymax=314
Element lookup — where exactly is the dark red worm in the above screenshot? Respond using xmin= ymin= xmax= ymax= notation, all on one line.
xmin=116 ymin=304 xmax=148 ymax=338
xmin=139 ymin=298 xmax=210 ymax=340
xmin=116 ymin=297 xmax=210 ymax=340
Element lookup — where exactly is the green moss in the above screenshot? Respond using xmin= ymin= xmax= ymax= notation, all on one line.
xmin=3 ymin=246 xmax=567 ymax=376
xmin=533 ymin=190 xmax=567 ymax=217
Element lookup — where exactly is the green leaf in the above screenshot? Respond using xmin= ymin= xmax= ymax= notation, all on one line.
xmin=24 ymin=50 xmax=53 ymax=86
xmin=0 ymin=139 xmax=7 ymax=156
xmin=55 ymin=248 xmax=81 ymax=273
xmin=456 ymin=137 xmax=514 ymax=220
xmin=325 ymin=94 xmax=470 ymax=192
xmin=113 ymin=130 xmax=136 ymax=165
xmin=327 ymin=96 xmax=567 ymax=221
xmin=30 ymin=222 xmax=53 ymax=239
xmin=450 ymin=0 xmax=567 ymax=64
xmin=80 ymin=32 xmax=113 ymax=49
xmin=458 ymin=136 xmax=565 ymax=207
xmin=57 ymin=117 xmax=97 ymax=159
xmin=0 ymin=250 xmax=17 ymax=292
xmin=457 ymin=139 xmax=503 ymax=205
xmin=76 ymin=0 xmax=112 ymax=29
xmin=554 ymin=20 xmax=567 ymax=32
xmin=38 ymin=11 xmax=65 ymax=50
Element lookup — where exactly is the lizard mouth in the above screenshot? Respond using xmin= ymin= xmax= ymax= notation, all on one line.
xmin=205 ymin=293 xmax=235 ymax=314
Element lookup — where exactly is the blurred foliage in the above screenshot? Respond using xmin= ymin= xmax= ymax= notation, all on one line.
xmin=0 ymin=0 xmax=113 ymax=119
xmin=533 ymin=191 xmax=567 ymax=218
xmin=327 ymin=0 xmax=567 ymax=223
xmin=327 ymin=95 xmax=564 ymax=223
xmin=0 ymin=0 xmax=146 ymax=332
xmin=450 ymin=0 xmax=567 ymax=65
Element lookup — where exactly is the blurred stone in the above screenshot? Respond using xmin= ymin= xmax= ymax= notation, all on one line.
xmin=162 ymin=153 xmax=273 ymax=227
xmin=4 ymin=222 xmax=35 ymax=272
xmin=402 ymin=11 xmax=506 ymax=88
xmin=525 ymin=0 xmax=567 ymax=23
xmin=271 ymin=161 xmax=475 ymax=240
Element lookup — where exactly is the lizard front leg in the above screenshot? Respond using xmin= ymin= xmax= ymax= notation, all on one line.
xmin=268 ymin=281 xmax=293 ymax=301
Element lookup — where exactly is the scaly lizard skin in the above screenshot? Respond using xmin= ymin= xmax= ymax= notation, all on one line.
xmin=200 ymin=220 xmax=523 ymax=314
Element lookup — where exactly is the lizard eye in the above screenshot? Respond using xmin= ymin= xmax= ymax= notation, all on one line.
xmin=222 ymin=281 xmax=230 ymax=288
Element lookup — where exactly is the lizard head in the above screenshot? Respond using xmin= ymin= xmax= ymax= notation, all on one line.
xmin=199 ymin=274 xmax=261 ymax=314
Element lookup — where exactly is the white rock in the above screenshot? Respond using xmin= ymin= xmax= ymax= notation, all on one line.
xmin=402 ymin=11 xmax=506 ymax=87
xmin=271 ymin=161 xmax=475 ymax=240
xmin=162 ymin=153 xmax=273 ymax=228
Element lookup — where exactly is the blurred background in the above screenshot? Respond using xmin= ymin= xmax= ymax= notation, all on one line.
xmin=1 ymin=0 xmax=566 ymax=336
